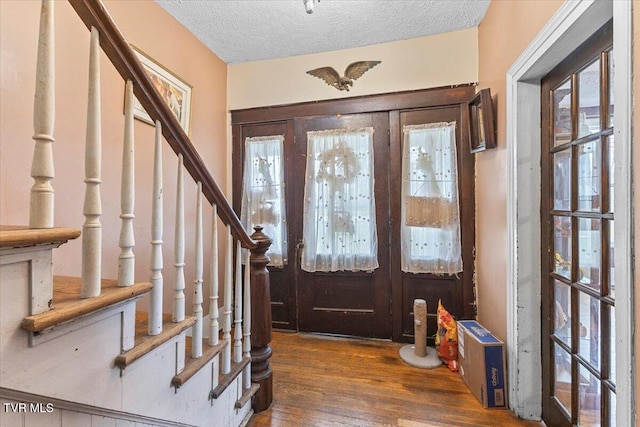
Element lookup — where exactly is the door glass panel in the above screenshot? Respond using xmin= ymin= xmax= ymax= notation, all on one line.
xmin=554 ymin=150 xmax=571 ymax=210
xmin=608 ymin=389 xmax=617 ymax=426
xmin=578 ymin=60 xmax=601 ymax=138
xmin=608 ymin=49 xmax=614 ymax=128
xmin=554 ymin=343 xmax=572 ymax=415
xmin=241 ymin=136 xmax=288 ymax=267
xmin=554 ymin=216 xmax=572 ymax=279
xmin=607 ymin=135 xmax=615 ymax=212
xmin=578 ymin=218 xmax=601 ymax=289
xmin=577 ymin=141 xmax=601 ymax=212
xmin=554 ymin=280 xmax=571 ymax=346
xmin=400 ymin=122 xmax=462 ymax=274
xmin=301 ymin=128 xmax=378 ymax=272
xmin=578 ymin=364 xmax=601 ymax=426
xmin=608 ymin=220 xmax=615 ymax=298
xmin=554 ymin=79 xmax=572 ymax=146
xmin=579 ymin=292 xmax=601 ymax=370
xmin=609 ymin=305 xmax=616 ymax=385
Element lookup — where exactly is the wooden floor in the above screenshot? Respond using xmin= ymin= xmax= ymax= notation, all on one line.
xmin=248 ymin=332 xmax=545 ymax=427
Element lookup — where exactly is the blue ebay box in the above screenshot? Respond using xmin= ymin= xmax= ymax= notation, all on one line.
xmin=457 ymin=320 xmax=507 ymax=408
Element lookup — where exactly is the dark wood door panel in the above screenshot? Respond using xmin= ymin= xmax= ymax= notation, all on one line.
xmin=294 ymin=112 xmax=392 ymax=339
xmin=391 ymin=106 xmax=475 ymax=342
xmin=232 ymin=120 xmax=297 ymax=330
xmin=268 ymin=269 xmax=290 ymax=329
xmin=308 ymin=274 xmax=376 ymax=312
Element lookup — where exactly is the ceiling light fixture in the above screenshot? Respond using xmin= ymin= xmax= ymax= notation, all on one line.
xmin=303 ymin=0 xmax=316 ymax=14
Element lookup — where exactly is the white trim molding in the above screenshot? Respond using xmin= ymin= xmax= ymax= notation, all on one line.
xmin=506 ymin=0 xmax=634 ymax=425
xmin=612 ymin=1 xmax=636 ymax=426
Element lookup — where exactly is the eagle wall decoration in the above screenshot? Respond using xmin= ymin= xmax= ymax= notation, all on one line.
xmin=306 ymin=61 xmax=381 ymax=91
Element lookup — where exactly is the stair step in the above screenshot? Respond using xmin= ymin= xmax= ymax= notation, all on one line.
xmin=235 ymin=383 xmax=259 ymax=409
xmin=22 ymin=276 xmax=152 ymax=333
xmin=0 ymin=225 xmax=80 ymax=249
xmin=210 ymin=356 xmax=251 ymax=399
xmin=171 ymin=337 xmax=228 ymax=388
xmin=115 ymin=312 xmax=197 ymax=369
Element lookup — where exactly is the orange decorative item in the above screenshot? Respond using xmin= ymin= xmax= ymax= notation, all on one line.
xmin=435 ymin=299 xmax=459 ymax=371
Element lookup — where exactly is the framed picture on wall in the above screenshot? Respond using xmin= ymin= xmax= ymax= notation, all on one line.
xmin=130 ymin=46 xmax=192 ymax=135
xmin=468 ymin=88 xmax=496 ymax=153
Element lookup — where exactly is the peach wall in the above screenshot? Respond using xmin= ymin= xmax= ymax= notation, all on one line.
xmin=0 ymin=0 xmax=228 ymax=314
xmin=476 ymin=1 xmax=564 ymax=341
xmin=228 ymin=28 xmax=478 ymax=110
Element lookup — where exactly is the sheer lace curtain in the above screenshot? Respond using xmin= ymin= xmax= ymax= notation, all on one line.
xmin=301 ymin=128 xmax=378 ymax=272
xmin=401 ymin=122 xmax=463 ymax=274
xmin=240 ymin=136 xmax=287 ymax=267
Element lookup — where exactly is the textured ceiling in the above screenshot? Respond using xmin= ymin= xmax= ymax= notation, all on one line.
xmin=155 ymin=0 xmax=491 ymax=64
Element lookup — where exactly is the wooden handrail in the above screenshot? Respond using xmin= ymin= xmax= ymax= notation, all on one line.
xmin=68 ymin=0 xmax=257 ymax=250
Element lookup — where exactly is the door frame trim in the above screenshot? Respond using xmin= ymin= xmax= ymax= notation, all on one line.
xmin=505 ymin=0 xmax=634 ymax=424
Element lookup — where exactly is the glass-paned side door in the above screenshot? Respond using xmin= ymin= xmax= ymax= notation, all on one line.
xmin=541 ymin=20 xmax=614 ymax=427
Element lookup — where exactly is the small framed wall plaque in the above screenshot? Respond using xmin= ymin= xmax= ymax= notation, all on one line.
xmin=468 ymin=88 xmax=496 ymax=153
xmin=130 ymin=45 xmax=192 ymax=135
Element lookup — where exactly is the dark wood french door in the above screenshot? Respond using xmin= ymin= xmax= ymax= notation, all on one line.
xmin=292 ymin=113 xmax=391 ymax=338
xmin=541 ymin=20 xmax=614 ymax=427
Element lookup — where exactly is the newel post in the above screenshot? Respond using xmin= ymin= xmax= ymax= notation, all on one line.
xmin=249 ymin=226 xmax=273 ymax=413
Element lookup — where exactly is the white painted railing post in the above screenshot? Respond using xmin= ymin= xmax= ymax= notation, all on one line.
xmin=209 ymin=204 xmax=219 ymax=346
xmin=173 ymin=154 xmax=185 ymax=322
xmin=243 ymin=249 xmax=251 ymax=390
xmin=148 ymin=121 xmax=163 ymax=336
xmin=191 ymin=182 xmax=204 ymax=358
xmin=118 ymin=80 xmax=135 ymax=287
xmin=30 ymin=0 xmax=55 ymax=229
xmin=209 ymin=205 xmax=220 ymax=388
xmin=81 ymin=27 xmax=102 ymax=299
xmin=234 ymin=242 xmax=243 ymax=364
xmin=222 ymin=226 xmax=233 ymax=374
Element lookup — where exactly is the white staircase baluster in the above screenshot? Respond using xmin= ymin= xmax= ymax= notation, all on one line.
xmin=192 ymin=182 xmax=204 ymax=358
xmin=149 ymin=121 xmax=163 ymax=336
xmin=234 ymin=242 xmax=243 ymax=364
xmin=173 ymin=154 xmax=185 ymax=322
xmin=243 ymin=249 xmax=251 ymax=390
xmin=209 ymin=204 xmax=219 ymax=346
xmin=209 ymin=204 xmax=220 ymax=389
xmin=222 ymin=226 xmax=232 ymax=374
xmin=118 ymin=80 xmax=135 ymax=287
xmin=81 ymin=27 xmax=102 ymax=299
xmin=30 ymin=0 xmax=55 ymax=229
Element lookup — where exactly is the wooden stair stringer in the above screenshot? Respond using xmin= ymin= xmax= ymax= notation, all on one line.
xmin=22 ymin=276 xmax=152 ymax=333
xmin=115 ymin=313 xmax=197 ymax=370
xmin=171 ymin=338 xmax=228 ymax=388
xmin=210 ymin=356 xmax=251 ymax=400
xmin=235 ymin=383 xmax=259 ymax=409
